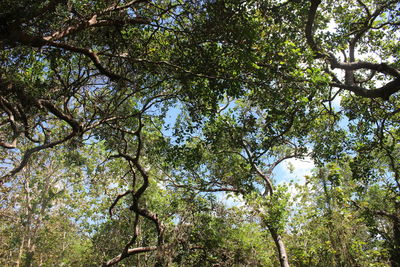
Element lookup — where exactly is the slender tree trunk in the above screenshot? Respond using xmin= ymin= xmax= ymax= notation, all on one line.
xmin=38 ymin=254 xmax=43 ymax=267
xmin=23 ymin=174 xmax=35 ymax=267
xmin=244 ymin=148 xmax=291 ymax=267
xmin=23 ymin=251 xmax=34 ymax=267
xmin=23 ymin=237 xmax=35 ymax=267
xmin=16 ymin=236 xmax=25 ymax=267
xmin=269 ymin=227 xmax=290 ymax=267
xmin=390 ymin=217 xmax=400 ymax=267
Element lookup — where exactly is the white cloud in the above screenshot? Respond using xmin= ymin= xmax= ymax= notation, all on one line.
xmin=217 ymin=192 xmax=245 ymax=208
xmin=273 ymin=157 xmax=315 ymax=199
xmin=274 ymin=157 xmax=315 ymax=185
xmin=286 ymin=157 xmax=314 ymax=177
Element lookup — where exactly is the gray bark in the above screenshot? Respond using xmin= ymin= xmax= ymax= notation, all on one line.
xmin=270 ymin=228 xmax=290 ymax=267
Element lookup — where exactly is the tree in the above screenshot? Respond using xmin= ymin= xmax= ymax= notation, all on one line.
xmin=1 ymin=0 xmax=400 ymax=266
xmin=287 ymin=162 xmax=390 ymax=266
xmin=306 ymin=0 xmax=400 ymax=99
xmin=0 ymin=146 xmax=94 ymax=267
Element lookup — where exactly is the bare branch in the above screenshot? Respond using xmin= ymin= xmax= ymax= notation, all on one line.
xmin=305 ymin=0 xmax=400 ymax=99
xmin=103 ymin=246 xmax=157 ymax=266
xmin=8 ymin=31 xmax=133 ymax=82
xmin=330 ymin=59 xmax=400 ymax=79
xmin=43 ymin=16 xmax=150 ymax=41
xmin=305 ymin=0 xmax=323 ymax=58
xmin=330 ymin=78 xmax=400 ymax=100
xmin=0 ymin=130 xmax=77 ymax=184
xmin=242 ymin=140 xmax=274 ymax=195
xmin=109 ymin=190 xmax=133 ymax=217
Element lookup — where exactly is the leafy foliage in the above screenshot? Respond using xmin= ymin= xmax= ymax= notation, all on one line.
xmin=1 ymin=0 xmax=399 ymax=266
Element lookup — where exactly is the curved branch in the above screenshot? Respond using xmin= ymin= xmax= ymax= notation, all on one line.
xmin=0 ymin=97 xmax=21 ymax=149
xmin=305 ymin=0 xmax=400 ymax=99
xmin=0 ymin=130 xmax=77 ymax=184
xmin=330 ymin=78 xmax=400 ymax=100
xmin=8 ymin=31 xmax=132 ymax=82
xmin=45 ymin=40 xmax=130 ymax=82
xmin=102 ymin=246 xmax=157 ymax=266
xmin=111 ymin=119 xmax=165 ymax=259
xmin=0 ymin=86 xmax=83 ymax=183
xmin=305 ymin=0 xmax=323 ymax=58
xmin=242 ymin=141 xmax=274 ymax=195
xmin=167 ymin=181 xmax=245 ymax=195
xmin=109 ymin=190 xmax=133 ymax=217
xmin=330 ymin=59 xmax=400 ymax=79
xmin=43 ymin=16 xmax=150 ymax=41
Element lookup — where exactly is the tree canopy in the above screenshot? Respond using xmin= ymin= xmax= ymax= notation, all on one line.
xmin=0 ymin=0 xmax=399 ymax=266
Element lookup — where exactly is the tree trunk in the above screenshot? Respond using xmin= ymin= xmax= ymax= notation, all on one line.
xmin=23 ymin=251 xmax=34 ymax=267
xmin=23 ymin=237 xmax=35 ymax=267
xmin=16 ymin=236 xmax=25 ymax=267
xmin=269 ymin=227 xmax=290 ymax=267
xmin=390 ymin=217 xmax=400 ymax=267
xmin=246 ymin=153 xmax=291 ymax=267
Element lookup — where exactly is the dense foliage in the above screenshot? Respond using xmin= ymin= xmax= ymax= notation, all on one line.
xmin=0 ymin=0 xmax=399 ymax=266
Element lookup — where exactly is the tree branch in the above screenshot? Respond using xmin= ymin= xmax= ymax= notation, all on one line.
xmin=43 ymin=16 xmax=150 ymax=41
xmin=305 ymin=0 xmax=323 ymax=58
xmin=102 ymin=246 xmax=157 ymax=266
xmin=305 ymin=0 xmax=400 ymax=99
xmin=330 ymin=59 xmax=400 ymax=79
xmin=109 ymin=190 xmax=133 ymax=217
xmin=330 ymin=78 xmax=400 ymax=100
